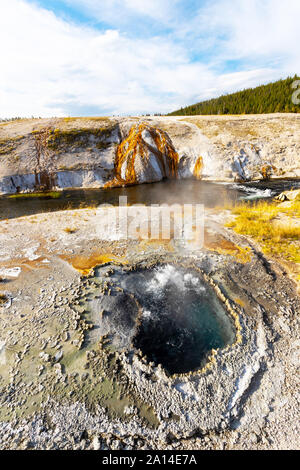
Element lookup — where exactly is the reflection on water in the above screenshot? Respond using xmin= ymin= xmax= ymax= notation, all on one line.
xmin=0 ymin=178 xmax=299 ymax=221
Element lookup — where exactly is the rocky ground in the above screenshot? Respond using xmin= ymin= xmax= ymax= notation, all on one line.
xmin=1 ymin=114 xmax=300 ymax=195
xmin=0 ymin=200 xmax=299 ymax=450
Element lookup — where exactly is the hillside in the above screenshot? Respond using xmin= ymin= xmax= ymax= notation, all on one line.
xmin=169 ymin=76 xmax=300 ymax=116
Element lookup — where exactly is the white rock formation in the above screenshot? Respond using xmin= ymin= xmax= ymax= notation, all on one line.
xmin=0 ymin=114 xmax=299 ymax=194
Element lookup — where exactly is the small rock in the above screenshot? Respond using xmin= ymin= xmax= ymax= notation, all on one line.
xmin=92 ymin=436 xmax=101 ymax=450
xmin=54 ymin=350 xmax=63 ymax=362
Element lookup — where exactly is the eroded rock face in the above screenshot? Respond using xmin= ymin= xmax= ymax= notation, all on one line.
xmin=0 ymin=114 xmax=299 ymax=194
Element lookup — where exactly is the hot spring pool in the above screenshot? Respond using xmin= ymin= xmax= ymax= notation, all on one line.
xmin=95 ymin=264 xmax=236 ymax=375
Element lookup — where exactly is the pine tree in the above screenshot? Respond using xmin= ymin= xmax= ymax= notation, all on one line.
xmin=168 ymin=76 xmax=300 ymax=116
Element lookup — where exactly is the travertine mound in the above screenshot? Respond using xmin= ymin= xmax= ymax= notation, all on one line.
xmin=105 ymin=123 xmax=179 ymax=187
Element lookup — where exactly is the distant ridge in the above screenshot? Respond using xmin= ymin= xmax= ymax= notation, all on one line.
xmin=168 ymin=76 xmax=300 ymax=116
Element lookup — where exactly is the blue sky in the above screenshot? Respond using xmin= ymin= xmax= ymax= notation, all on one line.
xmin=1 ymin=0 xmax=299 ymax=117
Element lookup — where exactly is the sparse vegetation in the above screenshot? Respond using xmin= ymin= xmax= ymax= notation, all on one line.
xmin=227 ymin=197 xmax=300 ymax=264
xmin=0 ymin=136 xmax=25 ymax=156
xmin=46 ymin=126 xmax=116 ymax=151
xmin=8 ymin=191 xmax=61 ymax=199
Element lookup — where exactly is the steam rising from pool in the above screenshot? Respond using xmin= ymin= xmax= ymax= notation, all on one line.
xmin=145 ymin=265 xmax=204 ymax=296
xmin=107 ymin=264 xmax=236 ymax=375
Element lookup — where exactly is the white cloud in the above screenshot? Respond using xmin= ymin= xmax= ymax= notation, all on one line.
xmin=65 ymin=0 xmax=179 ymax=25
xmin=195 ymin=0 xmax=300 ymax=66
xmin=0 ymin=0 xmax=299 ymax=118
xmin=0 ymin=0 xmax=187 ymax=116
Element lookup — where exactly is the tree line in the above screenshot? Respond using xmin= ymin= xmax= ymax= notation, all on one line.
xmin=168 ymin=76 xmax=300 ymax=116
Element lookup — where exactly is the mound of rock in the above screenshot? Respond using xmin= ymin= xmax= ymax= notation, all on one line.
xmin=275 ymin=189 xmax=300 ymax=202
xmin=105 ymin=123 xmax=180 ymax=187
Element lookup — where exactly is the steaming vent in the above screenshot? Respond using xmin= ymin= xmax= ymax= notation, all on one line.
xmin=91 ymin=264 xmax=236 ymax=375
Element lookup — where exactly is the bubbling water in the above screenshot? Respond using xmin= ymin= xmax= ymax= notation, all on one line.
xmin=114 ymin=265 xmax=236 ymax=375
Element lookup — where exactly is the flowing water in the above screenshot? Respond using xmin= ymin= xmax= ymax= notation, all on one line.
xmin=0 ymin=178 xmax=299 ymax=220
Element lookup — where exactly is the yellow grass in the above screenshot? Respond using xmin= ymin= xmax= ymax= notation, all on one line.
xmin=226 ymin=199 xmax=300 ymax=264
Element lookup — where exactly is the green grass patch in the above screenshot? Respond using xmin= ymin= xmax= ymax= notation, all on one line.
xmin=8 ymin=191 xmax=61 ymax=200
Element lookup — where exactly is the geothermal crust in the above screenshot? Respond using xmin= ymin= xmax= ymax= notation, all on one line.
xmin=0 ymin=207 xmax=299 ymax=450
xmin=1 ymin=114 xmax=300 ymax=194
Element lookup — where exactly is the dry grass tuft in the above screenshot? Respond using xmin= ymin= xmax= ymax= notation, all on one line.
xmin=227 ymin=199 xmax=300 ymax=264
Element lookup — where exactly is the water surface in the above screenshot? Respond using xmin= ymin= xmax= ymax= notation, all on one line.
xmin=0 ymin=178 xmax=299 ymax=221
xmin=112 ymin=264 xmax=236 ymax=375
